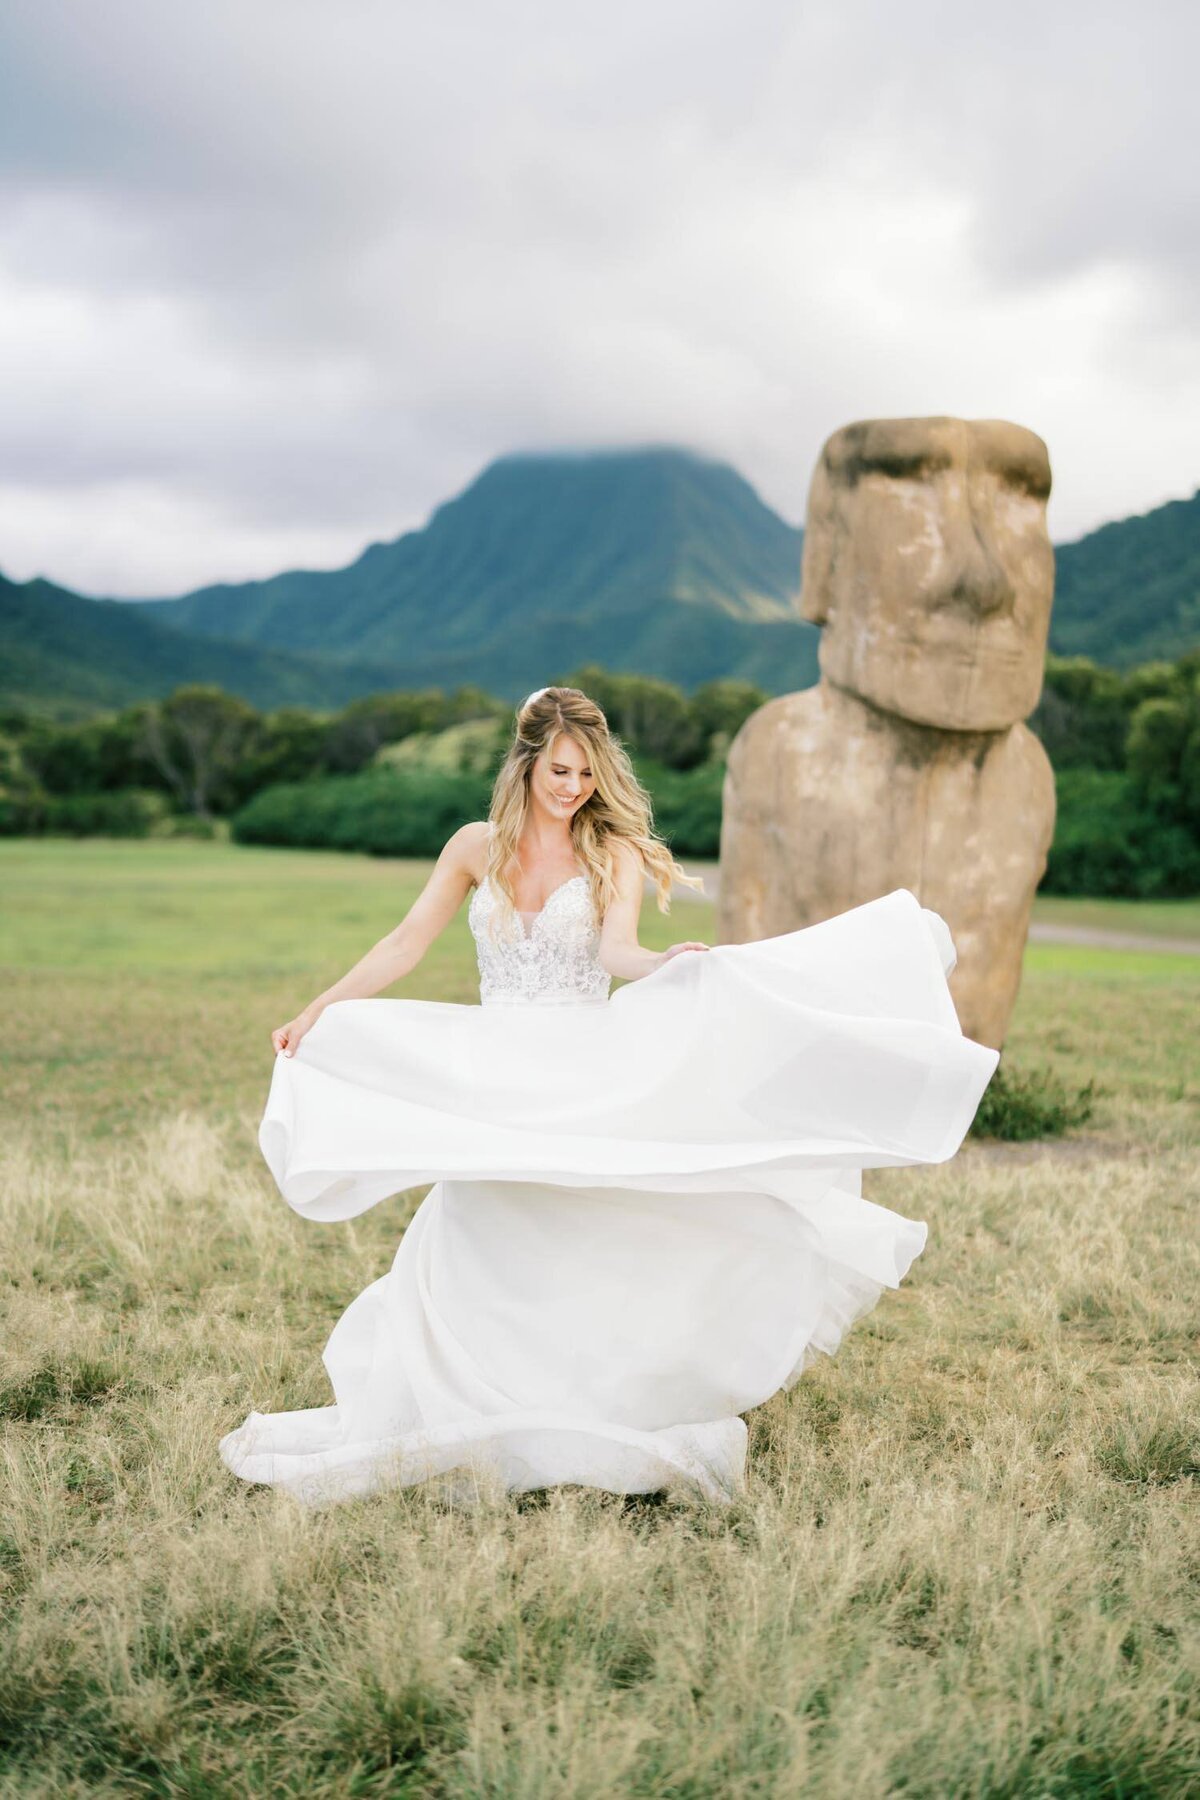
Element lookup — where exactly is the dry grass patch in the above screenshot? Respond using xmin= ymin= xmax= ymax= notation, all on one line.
xmin=0 ymin=1117 xmax=1196 ymax=1796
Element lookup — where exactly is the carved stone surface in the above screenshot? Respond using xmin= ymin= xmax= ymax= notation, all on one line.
xmin=719 ymin=416 xmax=1057 ymax=1051
xmin=802 ymin=417 xmax=1054 ymax=732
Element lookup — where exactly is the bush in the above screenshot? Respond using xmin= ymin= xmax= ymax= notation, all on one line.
xmin=231 ymin=767 xmax=494 ymax=857
xmin=35 ymin=790 xmax=174 ymax=838
xmin=161 ymin=812 xmax=220 ymax=839
xmin=970 ymin=1061 xmax=1096 ymax=1141
xmin=231 ymin=756 xmax=727 ymax=862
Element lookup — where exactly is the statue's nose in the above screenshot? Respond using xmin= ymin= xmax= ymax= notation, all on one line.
xmin=945 ymin=507 xmax=1016 ymax=618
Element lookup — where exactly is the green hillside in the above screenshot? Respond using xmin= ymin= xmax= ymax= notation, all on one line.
xmin=1050 ymin=488 xmax=1200 ymax=667
xmin=0 ymin=573 xmax=405 ymax=721
xmin=135 ymin=447 xmax=818 ymax=695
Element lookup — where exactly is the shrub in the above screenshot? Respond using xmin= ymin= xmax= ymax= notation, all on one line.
xmin=231 ymin=768 xmax=494 ymax=857
xmin=231 ymin=756 xmax=727 ymax=861
xmin=35 ymin=789 xmax=174 ymax=838
xmin=969 ymin=1060 xmax=1096 ymax=1141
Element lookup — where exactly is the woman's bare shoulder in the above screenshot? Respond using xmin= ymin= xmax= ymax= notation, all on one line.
xmin=440 ymin=819 xmax=492 ymax=882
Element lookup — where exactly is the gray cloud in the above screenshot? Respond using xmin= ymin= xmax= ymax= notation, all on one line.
xmin=0 ymin=0 xmax=1195 ymax=594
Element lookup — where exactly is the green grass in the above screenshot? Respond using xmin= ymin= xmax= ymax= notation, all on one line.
xmin=0 ymin=841 xmax=693 ymax=1145
xmin=1 ymin=839 xmax=1198 ymax=1795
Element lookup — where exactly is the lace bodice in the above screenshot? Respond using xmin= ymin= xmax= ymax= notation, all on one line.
xmin=468 ymin=874 xmax=611 ymax=1007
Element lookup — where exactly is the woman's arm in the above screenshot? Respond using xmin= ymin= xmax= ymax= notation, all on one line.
xmin=598 ymin=842 xmax=709 ymax=982
xmin=272 ymin=820 xmax=487 ymax=1056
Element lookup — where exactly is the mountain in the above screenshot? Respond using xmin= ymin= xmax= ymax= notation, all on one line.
xmin=1049 ymin=488 xmax=1200 ymax=667
xmin=6 ymin=449 xmax=1197 ymax=722
xmin=0 ymin=572 xmax=408 ymax=721
xmin=134 ymin=447 xmax=818 ymax=697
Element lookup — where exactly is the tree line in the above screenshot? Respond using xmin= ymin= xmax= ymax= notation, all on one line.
xmin=1 ymin=652 xmax=1198 ymax=892
xmin=0 ymin=668 xmax=762 ymax=848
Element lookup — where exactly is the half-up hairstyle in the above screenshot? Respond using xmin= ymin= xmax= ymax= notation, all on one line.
xmin=485 ymin=685 xmax=701 ymax=930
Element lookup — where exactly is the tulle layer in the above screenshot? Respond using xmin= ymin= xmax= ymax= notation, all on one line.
xmin=219 ymin=889 xmax=999 ymax=1507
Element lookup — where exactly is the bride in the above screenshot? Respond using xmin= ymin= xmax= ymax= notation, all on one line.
xmin=220 ymin=685 xmax=999 ymax=1507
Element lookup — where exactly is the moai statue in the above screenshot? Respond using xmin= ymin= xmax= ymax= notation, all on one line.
xmin=718 ymin=417 xmax=1056 ymax=1050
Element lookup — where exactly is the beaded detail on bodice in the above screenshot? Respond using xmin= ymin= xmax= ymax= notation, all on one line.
xmin=468 ymin=874 xmax=611 ymax=1007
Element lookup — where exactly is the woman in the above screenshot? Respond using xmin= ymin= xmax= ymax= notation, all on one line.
xmin=220 ymin=685 xmax=998 ymax=1507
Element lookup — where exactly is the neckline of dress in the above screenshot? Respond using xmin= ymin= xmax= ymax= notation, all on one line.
xmin=493 ymin=872 xmax=588 ymax=920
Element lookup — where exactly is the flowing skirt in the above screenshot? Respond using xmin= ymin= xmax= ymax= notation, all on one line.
xmin=219 ymin=889 xmax=999 ymax=1506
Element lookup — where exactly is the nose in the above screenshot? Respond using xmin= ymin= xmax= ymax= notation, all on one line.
xmin=944 ymin=493 xmax=1016 ymax=619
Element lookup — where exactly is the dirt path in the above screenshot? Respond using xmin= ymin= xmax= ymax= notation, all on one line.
xmin=671 ymin=866 xmax=1200 ymax=955
xmin=1027 ymin=922 xmax=1200 ymax=955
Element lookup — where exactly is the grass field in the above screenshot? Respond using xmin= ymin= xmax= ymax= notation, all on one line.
xmin=1 ymin=840 xmax=1198 ymax=1796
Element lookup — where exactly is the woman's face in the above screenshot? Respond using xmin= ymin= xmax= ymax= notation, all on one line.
xmin=529 ymin=732 xmax=597 ymax=823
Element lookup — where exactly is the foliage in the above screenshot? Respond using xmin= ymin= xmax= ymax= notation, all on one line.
xmin=231 ymin=754 xmax=727 ymax=861
xmin=637 ymin=758 xmax=725 ymax=858
xmin=1046 ymin=768 xmax=1200 ymax=898
xmin=231 ymin=767 xmax=494 ymax=857
xmin=375 ymin=716 xmax=510 ymax=779
xmin=138 ymin=686 xmax=260 ymax=819
xmin=1125 ymin=667 xmax=1200 ymax=829
xmin=323 ymin=687 xmax=506 ymax=775
xmin=688 ymin=677 xmax=769 ymax=758
xmin=1031 ymin=655 xmax=1133 ymax=771
xmin=36 ymin=790 xmax=176 ymax=838
xmin=969 ymin=1060 xmax=1096 ymax=1141
xmin=562 ymin=667 xmax=767 ymax=771
xmin=7 ymin=650 xmax=1200 ymax=894
xmin=563 ymin=666 xmax=708 ymax=768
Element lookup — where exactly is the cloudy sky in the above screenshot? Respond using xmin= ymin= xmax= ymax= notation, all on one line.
xmin=0 ymin=0 xmax=1195 ymax=597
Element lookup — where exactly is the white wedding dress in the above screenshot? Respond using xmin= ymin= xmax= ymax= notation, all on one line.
xmin=219 ymin=877 xmax=999 ymax=1508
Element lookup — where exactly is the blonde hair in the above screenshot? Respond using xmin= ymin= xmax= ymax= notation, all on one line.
xmin=486 ymin=685 xmax=701 ymax=928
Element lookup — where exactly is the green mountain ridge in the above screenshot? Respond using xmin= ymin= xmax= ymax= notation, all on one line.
xmin=2 ymin=447 xmax=1197 ymax=720
xmin=1049 ymin=487 xmax=1200 ymax=667
xmin=0 ymin=572 xmax=409 ymax=720
xmin=132 ymin=447 xmax=816 ymax=696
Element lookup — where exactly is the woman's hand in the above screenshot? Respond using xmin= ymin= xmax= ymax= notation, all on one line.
xmin=658 ymin=941 xmax=710 ymax=966
xmin=271 ymin=1003 xmax=325 ymax=1059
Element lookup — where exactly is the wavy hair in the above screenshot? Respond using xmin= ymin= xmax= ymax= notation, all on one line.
xmin=485 ymin=685 xmax=701 ymax=930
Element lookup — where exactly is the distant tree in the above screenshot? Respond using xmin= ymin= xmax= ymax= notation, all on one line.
xmin=139 ymin=685 xmax=260 ymax=818
xmin=22 ymin=704 xmax=162 ymax=796
xmin=323 ymin=688 xmax=503 ymax=775
xmin=689 ymin=679 xmax=767 ymax=758
xmin=229 ymin=707 xmax=330 ymax=805
xmin=443 ymin=685 xmax=508 ymax=726
xmin=1031 ymin=656 xmax=1130 ymax=771
xmin=0 ymin=731 xmax=45 ymax=833
xmin=564 ymin=666 xmax=705 ymax=768
xmin=1126 ymin=677 xmax=1200 ymax=828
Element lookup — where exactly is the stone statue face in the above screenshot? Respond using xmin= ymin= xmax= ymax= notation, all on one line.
xmin=800 ymin=417 xmax=1054 ymax=730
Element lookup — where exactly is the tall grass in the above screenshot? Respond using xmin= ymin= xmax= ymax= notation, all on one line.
xmin=1 ymin=1117 xmax=1197 ymax=1793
